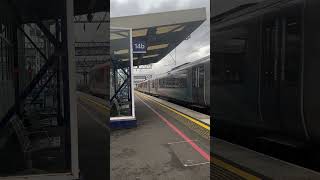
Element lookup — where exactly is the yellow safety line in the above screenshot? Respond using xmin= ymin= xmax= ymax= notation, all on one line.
xmin=79 ymin=95 xmax=110 ymax=111
xmin=137 ymin=92 xmax=210 ymax=130
xmin=212 ymin=156 xmax=262 ymax=180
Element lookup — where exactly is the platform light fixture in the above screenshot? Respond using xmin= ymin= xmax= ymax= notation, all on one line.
xmin=143 ymin=54 xmax=159 ymax=58
xmin=173 ymin=26 xmax=185 ymax=32
xmin=156 ymin=24 xmax=182 ymax=34
xmin=114 ymin=49 xmax=129 ymax=55
xmin=110 ymin=31 xmax=129 ymax=40
xmin=133 ymin=29 xmax=148 ymax=37
xmin=147 ymin=43 xmax=169 ymax=51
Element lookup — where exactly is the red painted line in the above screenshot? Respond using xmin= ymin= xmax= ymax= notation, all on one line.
xmin=136 ymin=95 xmax=210 ymax=161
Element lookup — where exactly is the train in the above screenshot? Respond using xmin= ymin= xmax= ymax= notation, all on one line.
xmin=212 ymin=0 xmax=320 ymax=148
xmin=88 ymin=62 xmax=120 ymax=116
xmin=136 ymin=56 xmax=210 ymax=109
xmin=88 ymin=61 xmax=133 ymax=117
xmin=88 ymin=62 xmax=110 ymax=98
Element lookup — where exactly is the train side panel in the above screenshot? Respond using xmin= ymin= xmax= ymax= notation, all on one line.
xmin=304 ymin=0 xmax=320 ymax=142
xmin=156 ymin=69 xmax=192 ymax=103
xmin=212 ymin=0 xmax=314 ymax=142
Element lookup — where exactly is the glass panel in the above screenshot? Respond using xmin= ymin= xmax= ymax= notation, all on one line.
xmin=284 ymin=17 xmax=301 ymax=84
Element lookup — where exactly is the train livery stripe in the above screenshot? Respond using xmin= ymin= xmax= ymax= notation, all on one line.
xmin=138 ymin=92 xmax=210 ymax=130
xmin=79 ymin=95 xmax=110 ymax=111
xmin=136 ymin=94 xmax=210 ymax=161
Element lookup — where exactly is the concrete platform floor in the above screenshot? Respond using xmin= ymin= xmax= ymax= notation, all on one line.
xmin=110 ymin=92 xmax=210 ymax=180
xmin=77 ymin=95 xmax=109 ymax=180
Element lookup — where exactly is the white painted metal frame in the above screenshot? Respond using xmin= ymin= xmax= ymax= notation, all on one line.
xmin=110 ymin=27 xmax=135 ymax=121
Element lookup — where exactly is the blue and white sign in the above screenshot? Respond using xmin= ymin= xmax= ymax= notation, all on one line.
xmin=132 ymin=39 xmax=147 ymax=53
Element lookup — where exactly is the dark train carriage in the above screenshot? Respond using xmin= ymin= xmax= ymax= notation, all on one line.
xmin=212 ymin=0 xmax=320 ymax=145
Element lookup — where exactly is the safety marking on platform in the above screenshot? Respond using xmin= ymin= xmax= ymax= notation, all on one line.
xmin=184 ymin=161 xmax=210 ymax=167
xmin=137 ymin=92 xmax=210 ymax=130
xmin=79 ymin=95 xmax=110 ymax=112
xmin=136 ymin=95 xmax=210 ymax=161
xmin=211 ymin=156 xmax=262 ymax=180
xmin=136 ymin=92 xmax=210 ymax=140
xmin=168 ymin=140 xmax=210 ymax=167
xmin=167 ymin=139 xmax=198 ymax=145
xmin=78 ymin=102 xmax=110 ymax=131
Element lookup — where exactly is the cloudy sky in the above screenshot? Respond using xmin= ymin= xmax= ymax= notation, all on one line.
xmin=111 ymin=0 xmax=210 ymax=76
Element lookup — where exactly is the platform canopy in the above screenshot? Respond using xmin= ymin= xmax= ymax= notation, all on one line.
xmin=13 ymin=0 xmax=109 ymax=23
xmin=110 ymin=8 xmax=206 ymax=66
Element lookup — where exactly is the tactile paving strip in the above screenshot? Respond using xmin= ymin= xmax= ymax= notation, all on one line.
xmin=140 ymin=94 xmax=210 ymax=140
xmin=211 ymin=163 xmax=245 ymax=180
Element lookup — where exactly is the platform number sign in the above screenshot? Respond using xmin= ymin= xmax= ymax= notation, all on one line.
xmin=133 ymin=39 xmax=147 ymax=53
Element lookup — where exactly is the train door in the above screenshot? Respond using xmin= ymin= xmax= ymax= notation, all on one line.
xmin=279 ymin=11 xmax=306 ymax=138
xmin=260 ymin=8 xmax=305 ymax=137
xmin=260 ymin=16 xmax=281 ymax=130
xmin=192 ymin=65 xmax=205 ymax=105
xmin=155 ymin=79 xmax=158 ymax=93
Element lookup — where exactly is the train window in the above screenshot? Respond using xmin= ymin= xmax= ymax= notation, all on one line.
xmin=192 ymin=68 xmax=197 ymax=87
xmin=159 ymin=79 xmax=164 ymax=88
xmin=158 ymin=75 xmax=187 ymax=88
xmin=151 ymin=80 xmax=155 ymax=88
xmin=284 ymin=17 xmax=301 ymax=83
xmin=213 ymin=27 xmax=247 ymax=83
xmin=199 ymin=65 xmax=204 ymax=88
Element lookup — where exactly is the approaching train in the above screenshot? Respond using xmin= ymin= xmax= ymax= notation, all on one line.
xmin=212 ymin=0 xmax=320 ymax=148
xmin=136 ymin=56 xmax=210 ymax=108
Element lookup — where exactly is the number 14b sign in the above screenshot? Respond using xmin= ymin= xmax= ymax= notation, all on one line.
xmin=132 ymin=39 xmax=147 ymax=53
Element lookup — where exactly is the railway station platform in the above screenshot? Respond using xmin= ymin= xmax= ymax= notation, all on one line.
xmin=76 ymin=92 xmax=109 ymax=180
xmin=124 ymin=92 xmax=320 ymax=180
xmin=111 ymin=91 xmax=210 ymax=179
xmin=131 ymin=92 xmax=250 ymax=180
xmin=75 ymin=90 xmax=320 ymax=179
xmin=212 ymin=137 xmax=320 ymax=180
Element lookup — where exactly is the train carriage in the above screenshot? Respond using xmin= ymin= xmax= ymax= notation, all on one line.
xmin=212 ymin=0 xmax=320 ymax=147
xmin=136 ymin=56 xmax=210 ymax=108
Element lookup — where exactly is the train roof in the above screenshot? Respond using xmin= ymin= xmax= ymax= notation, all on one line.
xmin=212 ymin=0 xmax=303 ymax=30
xmin=146 ymin=55 xmax=210 ymax=80
xmin=169 ymin=55 xmax=210 ymax=72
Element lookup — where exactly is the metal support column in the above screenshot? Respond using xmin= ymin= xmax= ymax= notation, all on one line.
xmin=13 ymin=21 xmax=20 ymax=117
xmin=62 ymin=0 xmax=79 ymax=177
xmin=56 ymin=19 xmax=62 ymax=125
